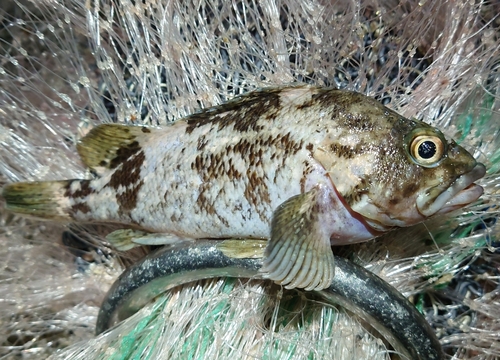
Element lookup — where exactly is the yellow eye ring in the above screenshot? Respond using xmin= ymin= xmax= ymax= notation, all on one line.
xmin=410 ymin=135 xmax=445 ymax=166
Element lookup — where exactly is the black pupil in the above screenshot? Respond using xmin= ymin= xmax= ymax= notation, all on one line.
xmin=418 ymin=141 xmax=437 ymax=159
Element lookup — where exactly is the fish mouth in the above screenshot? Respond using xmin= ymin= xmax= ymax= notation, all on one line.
xmin=417 ymin=163 xmax=486 ymax=217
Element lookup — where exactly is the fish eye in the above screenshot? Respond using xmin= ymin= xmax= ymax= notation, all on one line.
xmin=410 ymin=135 xmax=445 ymax=167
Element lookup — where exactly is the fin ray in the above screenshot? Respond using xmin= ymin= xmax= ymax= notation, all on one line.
xmin=106 ymin=229 xmax=150 ymax=251
xmin=260 ymin=186 xmax=335 ymax=291
xmin=77 ymin=124 xmax=154 ymax=175
xmin=261 ymin=221 xmax=301 ymax=275
xmin=2 ymin=180 xmax=77 ymax=220
xmin=106 ymin=229 xmax=186 ymax=251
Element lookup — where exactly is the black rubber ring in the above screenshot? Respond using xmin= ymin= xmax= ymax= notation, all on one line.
xmin=96 ymin=240 xmax=443 ymax=360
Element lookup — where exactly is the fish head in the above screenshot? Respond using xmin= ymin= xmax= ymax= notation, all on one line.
xmin=314 ymin=93 xmax=486 ymax=233
xmin=349 ymin=118 xmax=485 ymax=231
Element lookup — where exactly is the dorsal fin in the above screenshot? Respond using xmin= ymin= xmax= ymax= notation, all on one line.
xmin=77 ymin=124 xmax=153 ymax=175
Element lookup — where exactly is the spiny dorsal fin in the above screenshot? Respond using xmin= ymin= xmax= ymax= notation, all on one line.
xmin=77 ymin=124 xmax=154 ymax=175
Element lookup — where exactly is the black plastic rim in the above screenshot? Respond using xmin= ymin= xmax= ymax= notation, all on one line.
xmin=96 ymin=240 xmax=443 ymax=360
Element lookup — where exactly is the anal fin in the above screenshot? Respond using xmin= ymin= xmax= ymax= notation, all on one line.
xmin=260 ymin=185 xmax=335 ymax=291
xmin=106 ymin=229 xmax=187 ymax=251
xmin=106 ymin=229 xmax=148 ymax=251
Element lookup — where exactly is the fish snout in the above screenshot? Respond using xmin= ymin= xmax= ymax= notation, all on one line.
xmin=416 ymin=162 xmax=486 ymax=217
xmin=447 ymin=141 xmax=479 ymax=174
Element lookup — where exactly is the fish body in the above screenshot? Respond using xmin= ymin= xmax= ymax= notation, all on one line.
xmin=58 ymin=87 xmax=375 ymax=242
xmin=2 ymin=85 xmax=486 ymax=291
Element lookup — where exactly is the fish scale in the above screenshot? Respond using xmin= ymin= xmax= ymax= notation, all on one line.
xmin=2 ymin=85 xmax=486 ymax=291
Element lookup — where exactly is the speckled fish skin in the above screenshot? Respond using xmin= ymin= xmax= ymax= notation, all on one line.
xmin=74 ymin=87 xmax=378 ymax=239
xmin=2 ymin=85 xmax=486 ymax=291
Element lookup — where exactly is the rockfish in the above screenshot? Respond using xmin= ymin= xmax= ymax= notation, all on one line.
xmin=2 ymin=86 xmax=486 ymax=291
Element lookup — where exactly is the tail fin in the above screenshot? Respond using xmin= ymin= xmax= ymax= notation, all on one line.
xmin=2 ymin=180 xmax=77 ymax=220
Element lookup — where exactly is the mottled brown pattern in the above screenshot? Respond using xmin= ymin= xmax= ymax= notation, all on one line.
xmin=141 ymin=127 xmax=151 ymax=133
xmin=226 ymin=159 xmax=242 ymax=179
xmin=64 ymin=180 xmax=93 ymax=198
xmin=108 ymin=151 xmax=145 ymax=189
xmin=193 ymin=152 xmax=242 ymax=182
xmin=295 ymin=98 xmax=315 ymax=110
xmin=196 ymin=185 xmax=230 ymax=227
xmin=244 ymin=169 xmax=270 ymax=221
xmin=189 ymin=127 xmax=306 ymax=223
xmin=195 ymin=187 xmax=215 ymax=215
xmin=197 ymin=135 xmax=208 ymax=151
xmin=185 ymin=90 xmax=281 ymax=134
xmin=389 ymin=197 xmax=401 ymax=205
xmin=193 ymin=150 xmax=241 ymax=223
xmin=300 ymin=160 xmax=314 ymax=193
xmin=70 ymin=202 xmax=91 ymax=215
xmin=329 ymin=142 xmax=375 ymax=159
xmin=108 ymin=140 xmax=141 ymax=169
xmin=170 ymin=213 xmax=182 ymax=223
xmin=337 ymin=114 xmax=375 ymax=132
xmin=116 ymin=181 xmax=145 ymax=212
xmin=343 ymin=178 xmax=370 ymax=206
xmin=62 ymin=181 xmax=94 ymax=217
xmin=402 ymin=183 xmax=419 ymax=198
xmin=312 ymin=89 xmax=349 ymax=111
xmin=329 ymin=143 xmax=358 ymax=159
xmin=76 ymin=124 xmax=144 ymax=173
xmin=278 ymin=133 xmax=304 ymax=166
xmin=3 ymin=86 xmax=484 ymax=261
xmin=107 ymin=151 xmax=146 ymax=212
xmin=391 ymin=117 xmax=418 ymax=137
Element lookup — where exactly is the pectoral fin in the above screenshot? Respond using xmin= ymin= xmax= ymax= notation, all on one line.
xmin=260 ymin=186 xmax=335 ymax=291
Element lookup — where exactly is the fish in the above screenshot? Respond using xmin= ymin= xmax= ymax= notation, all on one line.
xmin=2 ymin=85 xmax=486 ymax=291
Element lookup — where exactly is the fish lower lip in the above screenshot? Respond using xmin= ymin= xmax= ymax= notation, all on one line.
xmin=417 ymin=163 xmax=486 ymax=217
xmin=434 ymin=183 xmax=483 ymax=215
